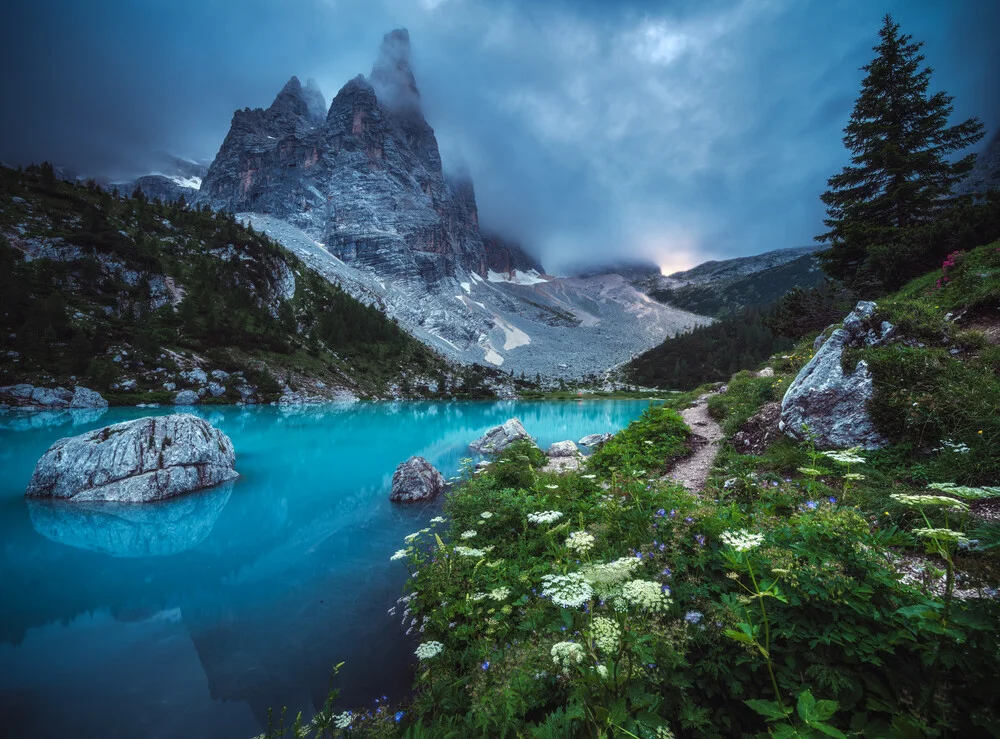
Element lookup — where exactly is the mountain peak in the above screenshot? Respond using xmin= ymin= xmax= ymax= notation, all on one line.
xmin=370 ymin=28 xmax=421 ymax=115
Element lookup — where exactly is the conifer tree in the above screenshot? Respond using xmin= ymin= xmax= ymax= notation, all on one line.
xmin=817 ymin=15 xmax=984 ymax=292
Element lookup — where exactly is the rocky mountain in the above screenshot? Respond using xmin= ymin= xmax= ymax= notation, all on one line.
xmin=196 ymin=29 xmax=704 ymax=377
xmin=0 ymin=165 xmax=516 ymax=404
xmin=956 ymin=128 xmax=1000 ymax=196
xmin=647 ymin=245 xmax=821 ymax=290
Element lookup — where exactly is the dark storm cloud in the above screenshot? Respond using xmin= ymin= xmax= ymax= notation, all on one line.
xmin=1 ymin=0 xmax=996 ymax=273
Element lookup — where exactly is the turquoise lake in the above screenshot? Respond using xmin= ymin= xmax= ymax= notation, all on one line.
xmin=0 ymin=400 xmax=653 ymax=738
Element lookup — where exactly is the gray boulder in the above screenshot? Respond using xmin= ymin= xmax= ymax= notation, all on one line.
xmin=547 ymin=440 xmax=579 ymax=458
xmin=578 ymin=433 xmax=612 ymax=448
xmin=779 ymin=301 xmax=891 ymax=450
xmin=69 ymin=386 xmax=108 ymax=409
xmin=30 ymin=386 xmax=74 ymax=407
xmin=175 ymin=389 xmax=199 ymax=405
xmin=470 ymin=418 xmax=534 ymax=454
xmin=181 ymin=368 xmax=208 ymax=385
xmin=208 ymin=381 xmax=226 ymax=397
xmin=390 ymin=456 xmax=446 ymax=503
xmin=25 ymin=414 xmax=238 ymax=503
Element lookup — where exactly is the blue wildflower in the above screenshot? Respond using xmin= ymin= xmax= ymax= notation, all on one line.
xmin=482 ymin=661 xmax=490 ymax=670
xmin=395 ymin=711 xmax=405 ymax=723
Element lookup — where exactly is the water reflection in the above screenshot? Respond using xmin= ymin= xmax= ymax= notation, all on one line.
xmin=26 ymin=483 xmax=233 ymax=558
xmin=0 ymin=399 xmax=654 ymax=739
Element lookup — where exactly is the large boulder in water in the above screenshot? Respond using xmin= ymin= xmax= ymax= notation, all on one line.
xmin=25 ymin=414 xmax=238 ymax=502
xmin=779 ymin=301 xmax=892 ymax=450
xmin=469 ymin=418 xmax=534 ymax=454
xmin=390 ymin=456 xmax=445 ymax=503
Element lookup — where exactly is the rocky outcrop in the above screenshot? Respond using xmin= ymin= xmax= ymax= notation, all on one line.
xmin=779 ymin=301 xmax=892 ymax=450
xmin=956 ymin=129 xmax=1000 ymax=196
xmin=578 ymin=433 xmax=613 ymax=448
xmin=174 ymin=389 xmax=199 ymax=405
xmin=482 ymin=232 xmax=544 ymax=275
xmin=0 ymin=384 xmax=107 ymax=410
xmin=199 ymin=29 xmax=534 ymax=285
xmin=469 ymin=418 xmax=534 ymax=454
xmin=25 ymin=414 xmax=238 ymax=502
xmin=390 ymin=456 xmax=445 ymax=503
xmin=547 ymin=440 xmax=579 ymax=457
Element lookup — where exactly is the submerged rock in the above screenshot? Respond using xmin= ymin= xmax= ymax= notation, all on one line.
xmin=469 ymin=418 xmax=534 ymax=454
xmin=547 ymin=440 xmax=579 ymax=458
xmin=25 ymin=414 xmax=238 ymax=502
xmin=779 ymin=301 xmax=891 ymax=450
xmin=578 ymin=433 xmax=612 ymax=448
xmin=390 ymin=456 xmax=446 ymax=503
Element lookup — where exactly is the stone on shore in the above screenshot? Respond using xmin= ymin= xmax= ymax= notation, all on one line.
xmin=469 ymin=418 xmax=534 ymax=454
xmin=390 ymin=456 xmax=446 ymax=503
xmin=577 ymin=433 xmax=612 ymax=448
xmin=175 ymin=389 xmax=199 ymax=405
xmin=25 ymin=414 xmax=238 ymax=503
xmin=547 ymin=440 xmax=579 ymax=457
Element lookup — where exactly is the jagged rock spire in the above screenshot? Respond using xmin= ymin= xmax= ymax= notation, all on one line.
xmin=369 ymin=28 xmax=421 ymax=116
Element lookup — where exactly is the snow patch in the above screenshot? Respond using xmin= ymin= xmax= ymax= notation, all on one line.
xmin=483 ymin=347 xmax=504 ymax=365
xmin=487 ymin=269 xmax=549 ymax=286
xmin=494 ymin=315 xmax=531 ymax=350
xmin=460 ymin=281 xmax=471 ymax=293
xmin=166 ymin=175 xmax=202 ymax=190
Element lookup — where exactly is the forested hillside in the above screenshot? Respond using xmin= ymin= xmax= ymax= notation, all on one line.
xmin=0 ymin=164 xmax=507 ymax=403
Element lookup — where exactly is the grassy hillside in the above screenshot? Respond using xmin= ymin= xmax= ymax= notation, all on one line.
xmin=273 ymin=243 xmax=1000 ymax=738
xmin=0 ymin=164 xmax=504 ymax=402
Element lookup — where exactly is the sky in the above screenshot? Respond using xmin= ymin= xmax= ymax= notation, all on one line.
xmin=1 ymin=0 xmax=997 ymax=274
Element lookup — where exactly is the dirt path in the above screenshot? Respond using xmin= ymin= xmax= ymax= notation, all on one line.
xmin=665 ymin=393 xmax=725 ymax=493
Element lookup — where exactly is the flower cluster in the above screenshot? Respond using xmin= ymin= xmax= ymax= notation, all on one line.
xmin=720 ymin=529 xmax=765 ymax=552
xmin=890 ymin=493 xmax=968 ymax=511
xmin=619 ymin=579 xmax=672 ymax=613
xmin=489 ymin=586 xmax=511 ymax=601
xmin=461 ymin=529 xmax=478 ymax=539
xmin=933 ymin=439 xmax=970 ymax=454
xmin=334 ymin=712 xmax=353 ymax=730
xmin=821 ymin=449 xmax=866 ymax=465
xmin=912 ymin=527 xmax=971 ymax=545
xmin=430 ymin=516 xmax=446 ymax=524
xmin=480 ymin=511 xmax=493 ymax=520
xmin=541 ymin=572 xmax=594 ymax=608
xmin=454 ymin=545 xmax=486 ymax=557
xmin=565 ymin=530 xmax=596 ymax=553
xmin=390 ymin=549 xmax=409 ymax=561
xmin=580 ymin=557 xmax=642 ymax=596
xmin=928 ymin=482 xmax=1000 ymax=499
xmin=527 ymin=510 xmax=564 ymax=525
xmin=550 ymin=641 xmax=586 ymax=674
xmin=415 ymin=641 xmax=444 ymax=660
xmin=590 ymin=616 xmax=621 ymax=653
xmin=936 ymin=249 xmax=964 ymax=289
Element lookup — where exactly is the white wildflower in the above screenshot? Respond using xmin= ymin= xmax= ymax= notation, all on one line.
xmin=619 ymin=579 xmax=672 ymax=613
xmin=471 ymin=591 xmax=488 ymax=601
xmin=590 ymin=616 xmax=621 ymax=653
xmin=454 ymin=545 xmax=485 ymax=557
xmin=565 ymin=530 xmax=596 ymax=553
xmin=596 ymin=664 xmax=609 ymax=679
xmin=720 ymin=529 xmax=765 ymax=552
xmin=580 ymin=557 xmax=642 ymax=597
xmin=415 ymin=641 xmax=444 ymax=660
xmin=480 ymin=511 xmax=493 ymax=519
xmin=489 ymin=586 xmax=511 ymax=601
xmin=430 ymin=516 xmax=446 ymax=524
xmin=461 ymin=529 xmax=478 ymax=539
xmin=821 ymin=449 xmax=866 ymax=465
xmin=890 ymin=494 xmax=969 ymax=511
xmin=527 ymin=510 xmax=564 ymax=525
xmin=544 ymin=484 xmax=559 ymax=489
xmin=333 ymin=712 xmax=353 ymax=730
xmin=390 ymin=549 xmax=409 ymax=561
xmin=540 ymin=572 xmax=593 ymax=608
xmin=404 ymin=532 xmax=421 ymax=543
xmin=550 ymin=641 xmax=586 ymax=674
xmin=582 ymin=474 xmax=597 ymax=480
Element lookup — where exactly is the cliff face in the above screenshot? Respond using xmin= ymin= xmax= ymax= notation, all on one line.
xmin=200 ymin=30 xmax=498 ymax=284
xmin=482 ymin=232 xmax=544 ymax=275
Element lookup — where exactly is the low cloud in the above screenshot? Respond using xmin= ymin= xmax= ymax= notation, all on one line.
xmin=1 ymin=0 xmax=996 ymax=273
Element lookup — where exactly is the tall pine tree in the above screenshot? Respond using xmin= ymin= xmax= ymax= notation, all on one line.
xmin=817 ymin=15 xmax=984 ymax=293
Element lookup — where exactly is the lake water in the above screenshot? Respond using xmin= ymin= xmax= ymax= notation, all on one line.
xmin=0 ymin=399 xmax=652 ymax=739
